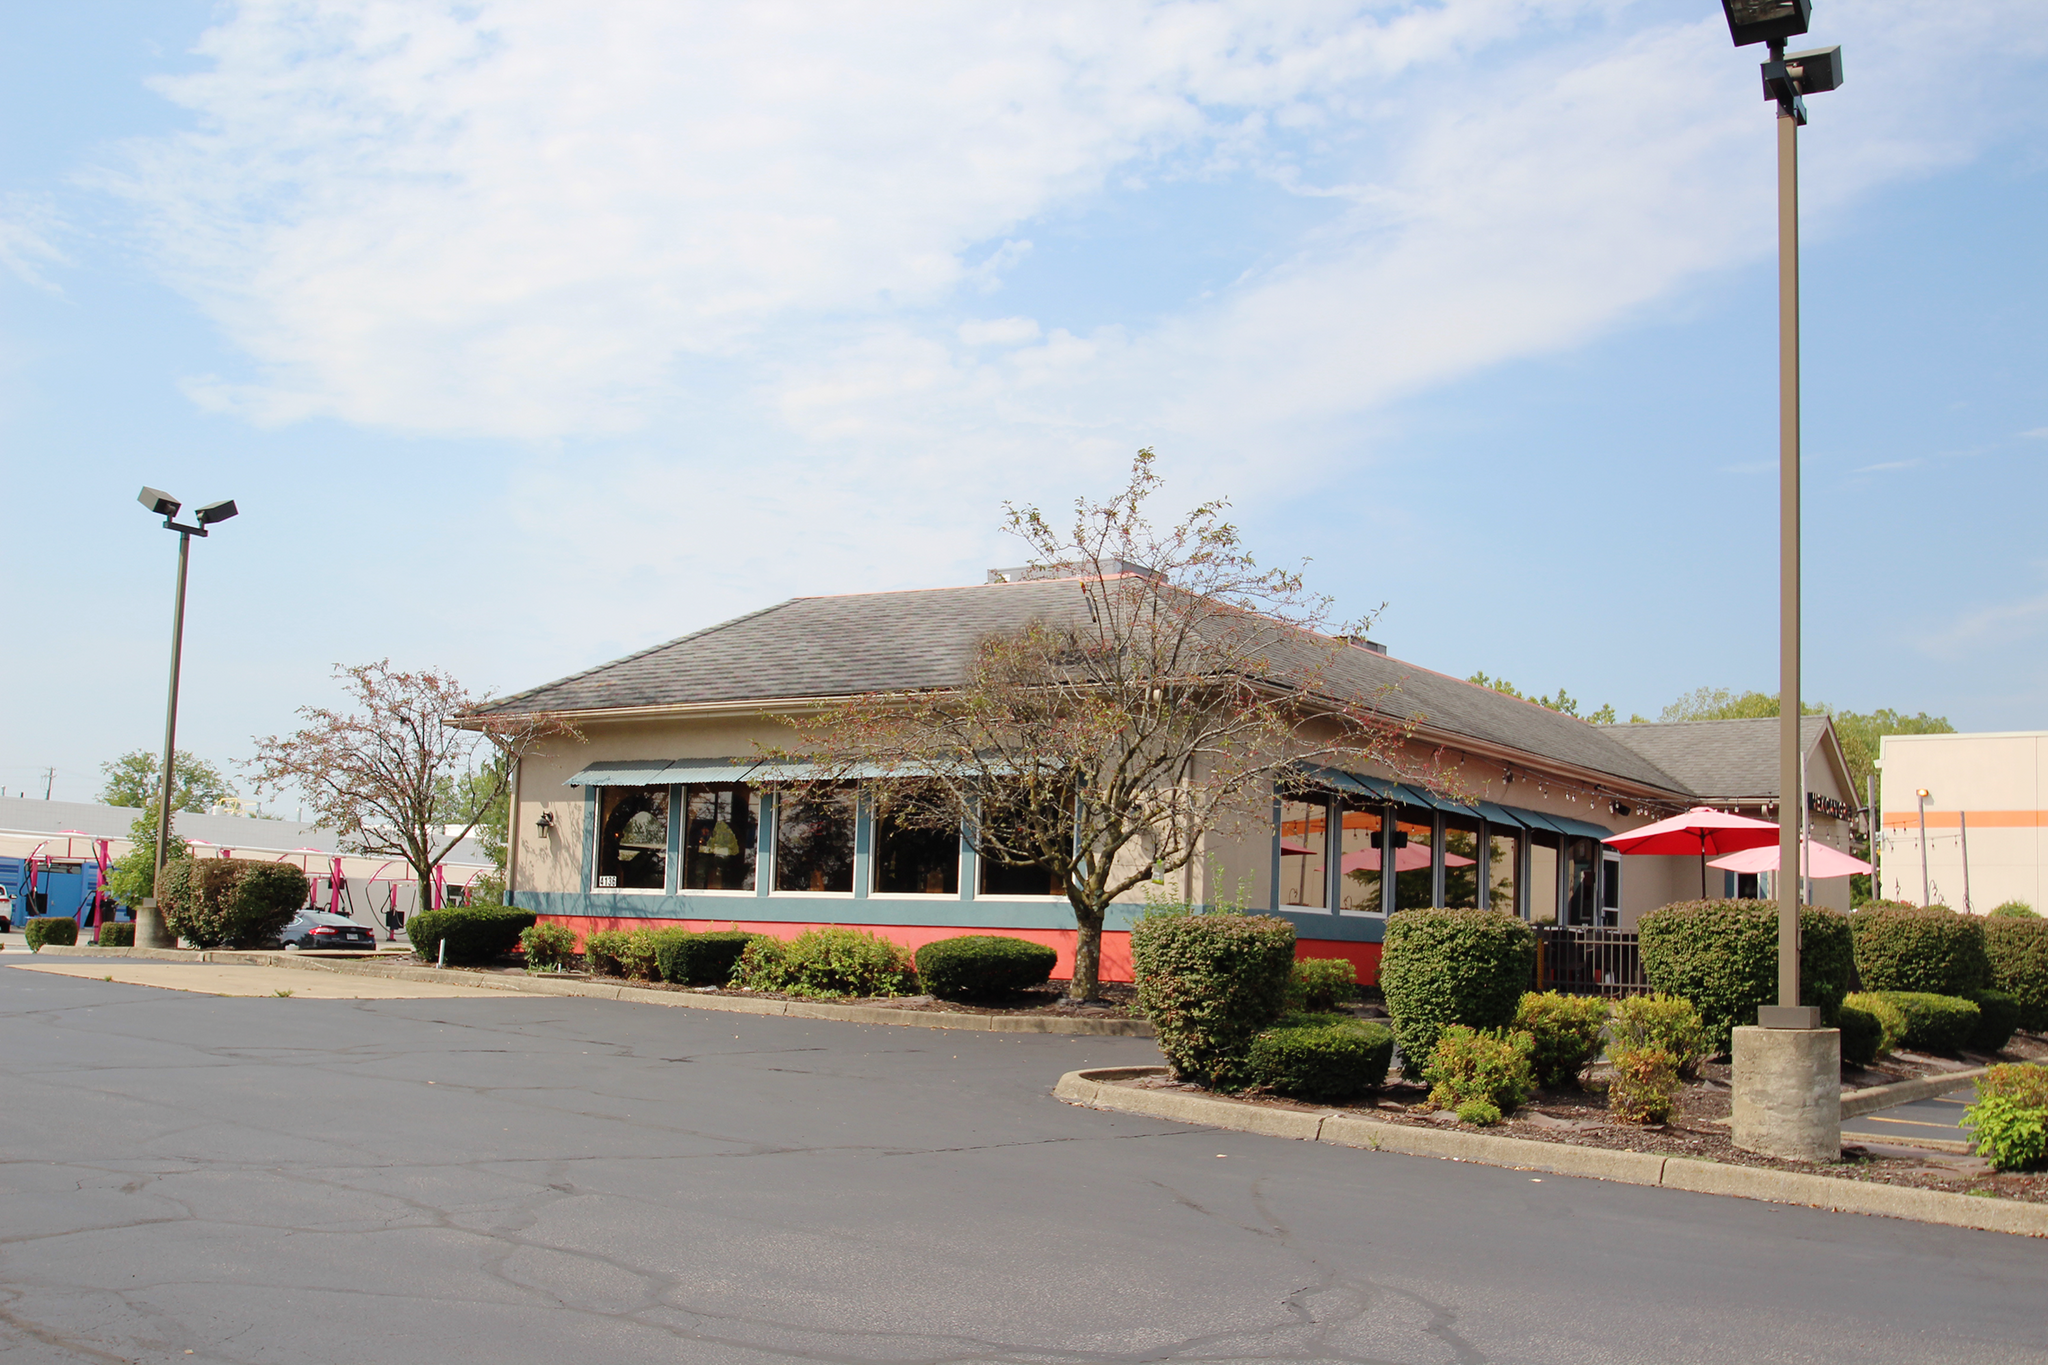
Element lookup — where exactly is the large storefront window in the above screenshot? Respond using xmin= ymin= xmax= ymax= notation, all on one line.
xmin=1487 ymin=828 xmax=1519 ymax=915
xmin=873 ymin=785 xmax=960 ymax=896
xmin=1337 ymin=798 xmax=1382 ymax=913
xmin=683 ymin=784 xmax=758 ymax=892
xmin=774 ymin=786 xmax=856 ymax=893
xmin=1442 ymin=815 xmax=1482 ymax=909
xmin=1392 ymin=808 xmax=1435 ymax=912
xmin=595 ymin=785 xmax=669 ymax=891
xmin=977 ymin=786 xmax=1069 ymax=897
xmin=1528 ymin=833 xmax=1560 ymax=924
xmin=1279 ymin=797 xmax=1329 ymax=909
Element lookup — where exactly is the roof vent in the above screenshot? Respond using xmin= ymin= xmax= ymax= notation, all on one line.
xmin=1342 ymin=636 xmax=1388 ymax=655
xmin=987 ymin=559 xmax=1159 ymax=584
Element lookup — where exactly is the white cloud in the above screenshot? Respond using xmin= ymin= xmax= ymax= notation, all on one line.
xmin=0 ymin=195 xmax=67 ymax=292
xmin=96 ymin=0 xmax=2048 ymax=657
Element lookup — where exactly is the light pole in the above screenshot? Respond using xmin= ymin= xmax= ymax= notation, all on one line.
xmin=1916 ymin=787 xmax=1931 ymax=906
xmin=1722 ymin=0 xmax=1844 ymax=1162
xmin=135 ymin=487 xmax=238 ymax=948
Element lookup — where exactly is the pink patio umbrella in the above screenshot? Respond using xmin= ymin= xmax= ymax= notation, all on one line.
xmin=1710 ymin=842 xmax=1872 ymax=880
xmin=1603 ymin=806 xmax=1782 ymax=898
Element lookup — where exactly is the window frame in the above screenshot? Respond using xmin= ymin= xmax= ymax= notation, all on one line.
xmin=590 ymin=782 xmax=673 ymax=895
xmin=768 ymin=783 xmax=859 ymax=897
xmin=679 ymin=782 xmax=761 ymax=896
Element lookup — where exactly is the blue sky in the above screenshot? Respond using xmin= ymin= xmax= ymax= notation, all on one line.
xmin=4 ymin=0 xmax=2044 ymax=807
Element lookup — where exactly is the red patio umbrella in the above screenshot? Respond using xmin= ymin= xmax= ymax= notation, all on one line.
xmin=1604 ymin=806 xmax=1781 ymax=898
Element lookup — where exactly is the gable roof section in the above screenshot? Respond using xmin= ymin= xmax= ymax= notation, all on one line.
xmin=482 ymin=579 xmax=1691 ymax=795
xmin=1600 ymin=716 xmax=1841 ymax=802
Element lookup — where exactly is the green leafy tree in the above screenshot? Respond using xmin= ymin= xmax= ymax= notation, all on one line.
xmin=98 ymin=749 xmax=234 ymax=813
xmin=1466 ymin=673 xmax=1616 ymax=726
xmin=104 ymin=805 xmax=190 ymax=911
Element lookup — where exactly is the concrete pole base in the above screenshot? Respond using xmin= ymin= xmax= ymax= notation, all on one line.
xmin=133 ymin=899 xmax=177 ymax=950
xmin=1731 ymin=1025 xmax=1840 ymax=1163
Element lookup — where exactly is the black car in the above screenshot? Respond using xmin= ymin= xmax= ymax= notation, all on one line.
xmin=275 ymin=910 xmax=377 ymax=951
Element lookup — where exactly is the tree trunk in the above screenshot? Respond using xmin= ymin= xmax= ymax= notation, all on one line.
xmin=1068 ymin=905 xmax=1107 ymax=1003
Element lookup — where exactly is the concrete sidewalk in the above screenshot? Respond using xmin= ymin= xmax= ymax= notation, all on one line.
xmin=4 ymin=958 xmax=515 ymax=999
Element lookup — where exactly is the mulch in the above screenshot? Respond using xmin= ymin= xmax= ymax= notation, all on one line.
xmin=1121 ymin=1030 xmax=2048 ymax=1205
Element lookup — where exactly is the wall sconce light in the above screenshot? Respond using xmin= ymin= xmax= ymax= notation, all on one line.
xmin=536 ymin=811 xmax=556 ymax=834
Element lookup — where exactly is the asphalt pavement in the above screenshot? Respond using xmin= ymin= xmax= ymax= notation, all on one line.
xmin=3 ymin=960 xmax=2046 ymax=1365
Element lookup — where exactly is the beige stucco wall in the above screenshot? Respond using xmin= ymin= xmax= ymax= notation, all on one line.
xmin=1879 ymin=731 xmax=2046 ymax=913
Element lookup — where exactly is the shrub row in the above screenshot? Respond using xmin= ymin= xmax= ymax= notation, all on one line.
xmin=914 ymin=936 xmax=1057 ymax=999
xmin=735 ymin=927 xmax=916 ymax=997
xmin=25 ymin=916 xmax=79 ymax=951
xmin=407 ymin=908 xmax=537 ymax=965
xmin=1637 ymin=900 xmax=1854 ymax=1054
xmin=1984 ymin=915 xmax=2048 ymax=1033
xmin=1845 ymin=990 xmax=1981 ymax=1056
xmin=1852 ymin=904 xmax=1990 ymax=996
xmin=1245 ymin=1013 xmax=1394 ymax=1103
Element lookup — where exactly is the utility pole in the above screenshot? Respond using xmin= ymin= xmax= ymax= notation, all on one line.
xmin=43 ymin=768 xmax=55 ymax=799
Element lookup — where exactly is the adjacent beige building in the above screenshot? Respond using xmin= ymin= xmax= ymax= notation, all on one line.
xmin=1878 ymin=731 xmax=2047 ymax=913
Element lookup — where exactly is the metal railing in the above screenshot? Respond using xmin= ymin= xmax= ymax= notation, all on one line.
xmin=1532 ymin=926 xmax=1650 ymax=998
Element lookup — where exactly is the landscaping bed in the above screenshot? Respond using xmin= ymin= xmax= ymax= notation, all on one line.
xmin=443 ymin=962 xmax=1143 ymax=1018
xmin=1112 ymin=1032 xmax=2048 ymax=1204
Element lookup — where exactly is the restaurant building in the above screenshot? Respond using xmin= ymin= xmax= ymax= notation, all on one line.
xmin=480 ymin=572 xmax=1869 ymax=983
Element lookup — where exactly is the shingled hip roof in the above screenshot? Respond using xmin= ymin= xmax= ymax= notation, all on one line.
xmin=480 ymin=578 xmax=1693 ymax=797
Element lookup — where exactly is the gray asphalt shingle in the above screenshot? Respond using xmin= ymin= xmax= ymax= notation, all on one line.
xmin=1599 ymin=716 xmax=1834 ymax=801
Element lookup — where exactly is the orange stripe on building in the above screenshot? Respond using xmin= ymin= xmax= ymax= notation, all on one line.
xmin=1883 ymin=810 xmax=2048 ymax=829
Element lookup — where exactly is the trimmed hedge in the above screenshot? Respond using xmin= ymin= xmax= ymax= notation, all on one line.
xmin=1244 ymin=1015 xmax=1394 ymax=1102
xmin=1379 ymin=908 xmax=1536 ymax=1079
xmin=1847 ymin=990 xmax=1980 ymax=1056
xmin=1852 ymin=904 xmax=1988 ymax=996
xmin=1637 ymin=900 xmax=1855 ymax=1054
xmin=25 ymin=917 xmax=79 ymax=952
xmin=733 ymin=927 xmax=915 ymax=997
xmin=1967 ymin=988 xmax=2020 ymax=1055
xmin=1286 ymin=958 xmax=1359 ymax=1013
xmin=658 ymin=929 xmax=758 ymax=987
xmin=1131 ymin=913 xmax=1297 ymax=1089
xmin=407 ymin=907 xmax=537 ymax=965
xmin=1837 ymin=1003 xmax=1883 ymax=1068
xmin=1513 ymin=991 xmax=1610 ymax=1089
xmin=1984 ymin=915 xmax=2048 ymax=1033
xmin=914 ymin=935 xmax=1058 ymax=999
xmin=1989 ymin=901 xmax=2038 ymax=919
xmin=95 ymin=921 xmax=135 ymax=947
xmin=157 ymin=859 xmax=308 ymax=949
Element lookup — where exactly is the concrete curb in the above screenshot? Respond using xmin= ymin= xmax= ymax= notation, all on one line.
xmin=1058 ymin=1066 xmax=2048 ymax=1239
xmin=55 ymin=945 xmax=1156 ymax=1036
xmin=1840 ymin=1069 xmax=1985 ymax=1118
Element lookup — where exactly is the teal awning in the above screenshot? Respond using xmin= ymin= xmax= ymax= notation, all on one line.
xmin=1505 ymin=805 xmax=1567 ymax=835
xmin=1550 ymin=814 xmax=1616 ymax=841
xmin=563 ymin=759 xmax=679 ymax=787
xmin=1281 ymin=763 xmax=1406 ymax=802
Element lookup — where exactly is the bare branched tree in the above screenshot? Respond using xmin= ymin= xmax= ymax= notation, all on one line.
xmin=782 ymin=450 xmax=1430 ymax=1000
xmin=248 ymin=662 xmax=577 ymax=915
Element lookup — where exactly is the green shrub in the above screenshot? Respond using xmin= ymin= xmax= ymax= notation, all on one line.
xmin=1983 ymin=915 xmax=2048 ymax=1033
xmin=1966 ymin=988 xmax=2020 ymax=1054
xmin=1423 ymin=1025 xmax=1535 ymax=1114
xmin=1989 ymin=900 xmax=2038 ymax=919
xmin=658 ymin=929 xmax=758 ymax=986
xmin=1608 ymin=993 xmax=1709 ymax=1079
xmin=1963 ymin=1095 xmax=2048 ymax=1171
xmin=157 ymin=859 xmax=308 ymax=950
xmin=1285 ymin=957 xmax=1359 ymax=1013
xmin=1607 ymin=1046 xmax=1681 ymax=1124
xmin=1837 ymin=1003 xmax=1883 ymax=1068
xmin=1131 ymin=913 xmax=1297 ymax=1088
xmin=406 ymin=907 xmax=537 ymax=965
xmin=582 ymin=929 xmax=633 ymax=976
xmin=25 ymin=917 xmax=79 ymax=952
xmin=95 ymin=922 xmax=134 ymax=947
xmin=1456 ymin=1099 xmax=1503 ymax=1127
xmin=1243 ymin=1015 xmax=1394 ymax=1102
xmin=520 ymin=922 xmax=577 ymax=972
xmin=914 ymin=935 xmax=1058 ymax=999
xmin=732 ymin=927 xmax=915 ymax=998
xmin=1512 ymin=991 xmax=1610 ymax=1089
xmin=1380 ymin=908 xmax=1536 ymax=1079
xmin=1845 ymin=992 xmax=1906 ymax=1054
xmin=1978 ymin=1063 xmax=2048 ymax=1108
xmin=1848 ymin=990 xmax=1980 ymax=1055
xmin=1852 ymin=903 xmax=1989 ymax=996
xmin=1638 ymin=900 xmax=1855 ymax=1053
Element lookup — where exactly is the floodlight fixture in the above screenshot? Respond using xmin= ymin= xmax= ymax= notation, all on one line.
xmin=138 ymin=486 xmax=181 ymax=518
xmin=1722 ymin=0 xmax=1811 ymax=48
xmin=195 ymin=498 xmax=239 ymax=526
